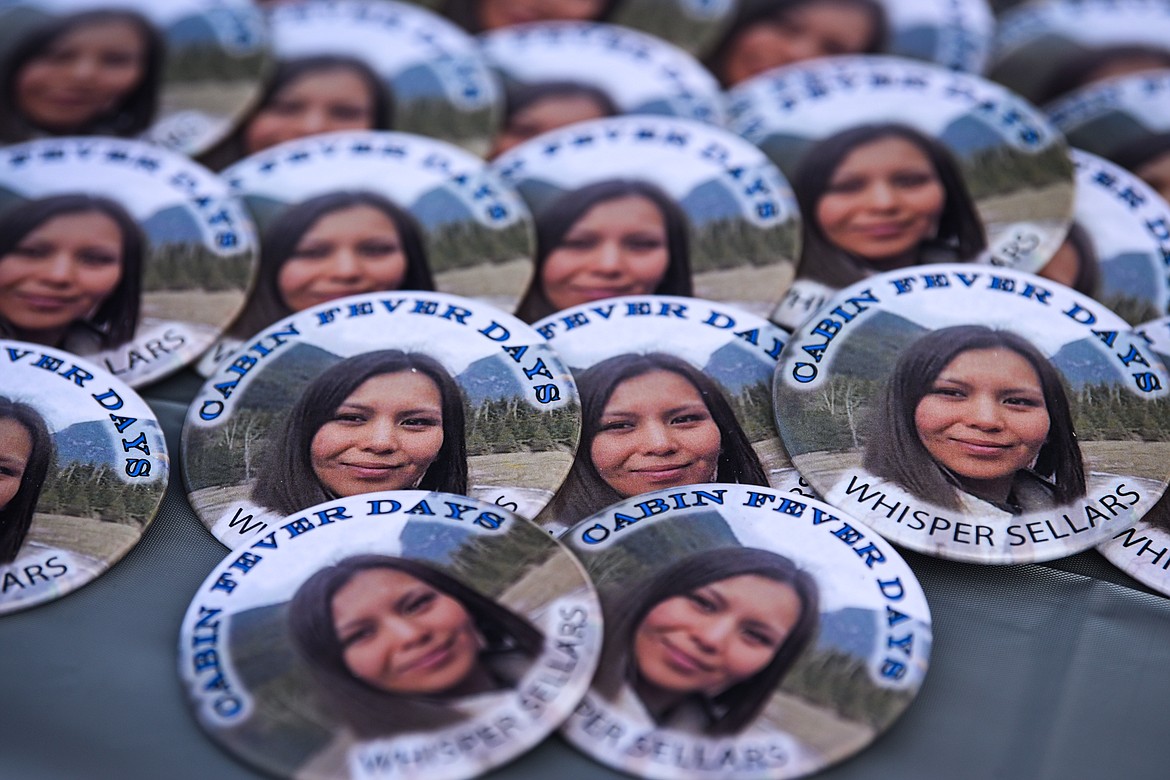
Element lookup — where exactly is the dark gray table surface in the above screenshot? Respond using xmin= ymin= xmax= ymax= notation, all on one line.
xmin=3 ymin=369 xmax=1169 ymax=780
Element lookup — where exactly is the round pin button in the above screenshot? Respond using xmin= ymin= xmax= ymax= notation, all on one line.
xmin=0 ymin=338 xmax=168 ymax=615
xmin=0 ymin=137 xmax=258 ymax=386
xmin=0 ymin=0 xmax=271 ymax=155
xmin=561 ymin=483 xmax=930 ymax=779
xmin=183 ymin=290 xmax=580 ymax=549
xmin=774 ymin=263 xmax=1170 ymax=563
xmin=532 ymin=294 xmax=808 ymax=534
xmin=179 ymin=489 xmax=602 ymax=780
xmin=491 ymin=115 xmax=800 ymax=321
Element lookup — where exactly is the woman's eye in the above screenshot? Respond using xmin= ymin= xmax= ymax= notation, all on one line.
xmin=670 ymin=412 xmax=710 ymax=425
xmin=0 ymin=466 xmax=23 ymax=478
xmin=825 ymin=177 xmax=865 ymax=195
xmin=266 ymin=99 xmax=304 ymax=116
xmin=742 ymin=627 xmax=778 ymax=647
xmin=686 ymin=592 xmax=717 ymax=612
xmin=928 ymin=386 xmax=964 ymax=398
xmin=331 ymin=412 xmax=366 ymax=424
xmin=560 ymin=235 xmax=598 ymax=251
xmin=893 ymin=173 xmax=935 ymax=188
xmin=623 ymin=235 xmax=665 ymax=252
xmin=291 ymin=243 xmax=331 ymax=259
xmin=11 ymin=242 xmax=50 ymax=259
xmin=1005 ymin=396 xmax=1043 ymax=408
xmin=357 ymin=241 xmax=401 ymax=257
xmin=329 ymin=105 xmax=368 ymax=122
xmin=78 ymin=249 xmax=119 ymax=267
xmin=101 ymin=52 xmax=138 ymax=68
xmin=598 ymin=419 xmax=633 ymax=432
xmin=402 ymin=416 xmax=440 ymax=428
xmin=401 ymin=591 xmax=435 ymax=616
xmin=39 ymin=48 xmax=76 ymax=66
xmin=339 ymin=625 xmax=373 ymax=647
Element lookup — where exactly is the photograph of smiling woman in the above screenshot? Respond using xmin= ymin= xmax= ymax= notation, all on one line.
xmin=489 ymin=80 xmax=618 ymax=160
xmin=0 ymin=396 xmax=53 ymax=564
xmin=594 ymin=546 xmax=818 ymax=736
xmin=227 ymin=190 xmax=433 ymax=341
xmin=199 ymin=55 xmax=392 ymax=171
xmin=513 ymin=179 xmax=692 ymax=323
xmin=707 ymin=0 xmax=887 ymax=88
xmin=863 ymin=325 xmax=1086 ymax=514
xmin=288 ymin=554 xmax=544 ymax=737
xmin=0 ymin=193 xmax=142 ymax=351
xmin=249 ymin=350 xmax=467 ymax=518
xmin=793 ymin=123 xmax=986 ymax=291
xmin=542 ymin=352 xmax=766 ymax=527
xmin=0 ymin=9 xmax=164 ymax=142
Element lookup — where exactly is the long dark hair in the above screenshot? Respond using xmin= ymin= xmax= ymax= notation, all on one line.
xmin=793 ymin=123 xmax=987 ymax=289
xmin=229 ymin=190 xmax=433 ymax=339
xmin=596 ymin=546 xmax=818 ymax=736
xmin=200 ymin=55 xmax=392 ymax=170
xmin=0 ymin=9 xmax=163 ymax=141
xmin=0 ymin=193 xmax=143 ymax=348
xmin=542 ymin=352 xmax=767 ymax=528
xmin=288 ymin=554 xmax=544 ymax=737
xmin=707 ymin=0 xmax=887 ymax=87
xmin=514 ymin=179 xmax=692 ymax=323
xmin=864 ymin=325 xmax=1087 ymax=510
xmin=0 ymin=396 xmax=54 ymax=564
xmin=250 ymin=350 xmax=467 ymax=516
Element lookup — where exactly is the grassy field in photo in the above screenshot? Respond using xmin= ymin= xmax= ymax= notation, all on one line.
xmin=26 ymin=514 xmax=141 ymax=562
xmin=143 ymin=289 xmax=244 ymax=327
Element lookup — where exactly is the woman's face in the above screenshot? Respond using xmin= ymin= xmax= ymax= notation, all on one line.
xmin=815 ymin=136 xmax=946 ymax=266
xmin=331 ymin=567 xmax=480 ymax=695
xmin=722 ymin=2 xmax=877 ymax=86
xmin=591 ymin=370 xmax=721 ymax=497
xmin=0 ymin=419 xmax=33 ymax=513
xmin=0 ymin=210 xmax=124 ymax=344
xmin=914 ymin=348 xmax=1051 ymax=495
xmin=15 ymin=18 xmax=148 ymax=132
xmin=310 ymin=371 xmax=445 ymax=496
xmin=490 ymin=93 xmax=611 ymax=159
xmin=244 ymin=67 xmax=377 ymax=154
xmin=277 ymin=204 xmax=409 ymax=313
xmin=477 ymin=0 xmax=606 ymax=30
xmin=633 ymin=574 xmax=802 ymax=697
xmin=542 ymin=194 xmax=671 ymax=311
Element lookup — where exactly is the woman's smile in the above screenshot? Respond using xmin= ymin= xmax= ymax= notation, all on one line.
xmin=657 ymin=635 xmax=716 ymax=674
